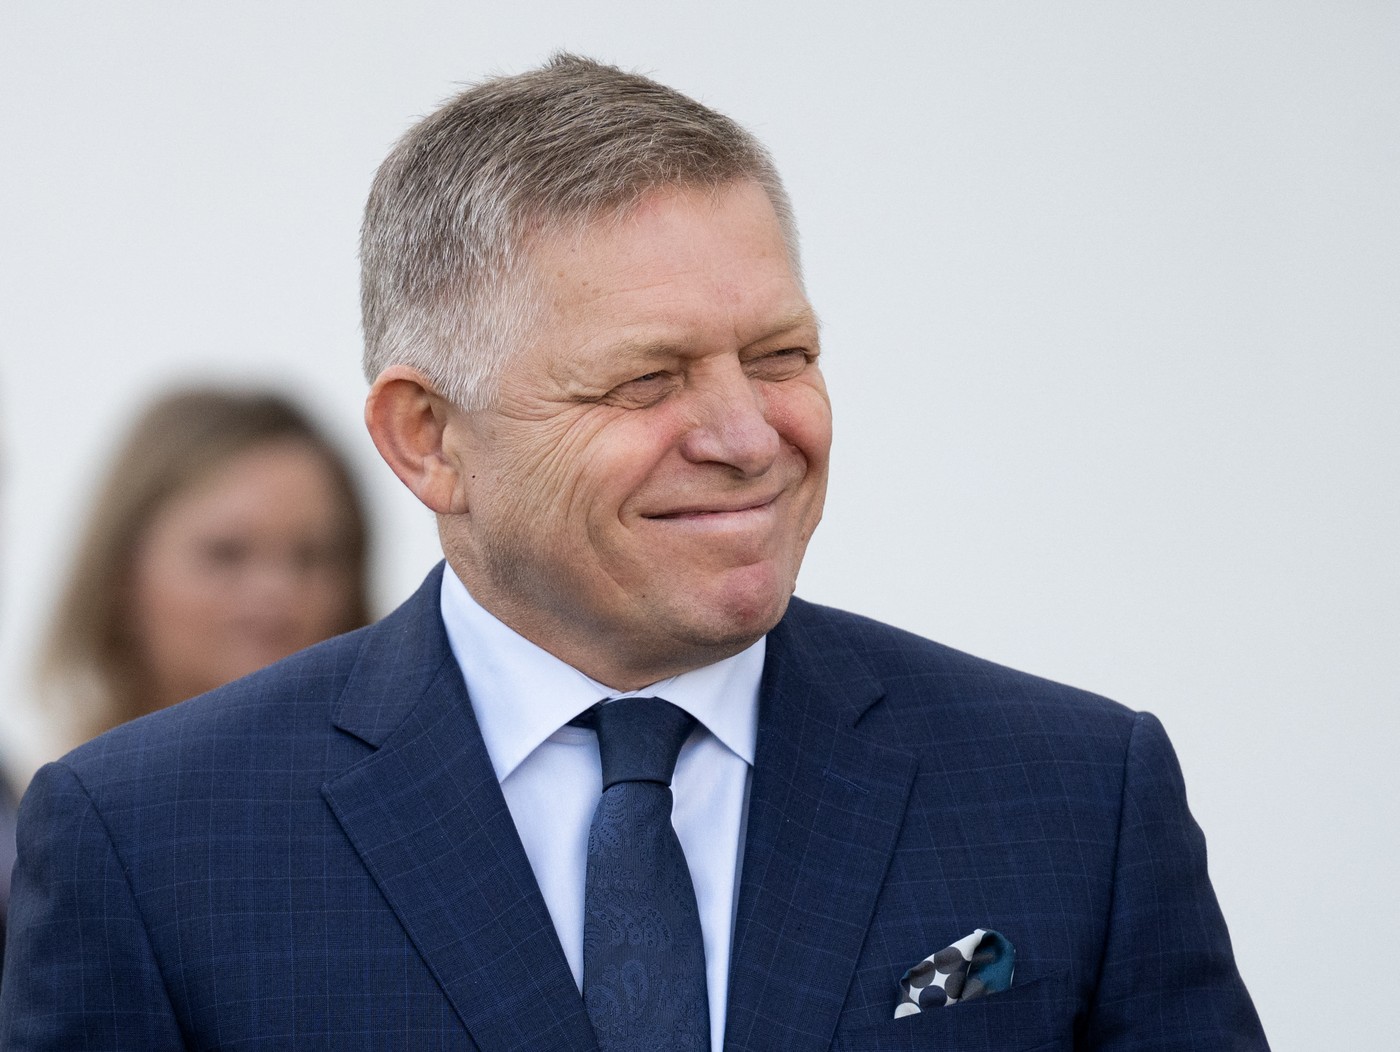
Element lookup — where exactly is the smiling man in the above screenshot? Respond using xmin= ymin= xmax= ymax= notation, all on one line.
xmin=372 ymin=180 xmax=830 ymax=690
xmin=1 ymin=56 xmax=1268 ymax=1051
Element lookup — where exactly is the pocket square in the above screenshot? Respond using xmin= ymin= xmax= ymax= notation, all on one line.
xmin=894 ymin=928 xmax=1015 ymax=1017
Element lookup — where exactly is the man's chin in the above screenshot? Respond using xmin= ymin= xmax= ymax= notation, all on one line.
xmin=675 ymin=573 xmax=795 ymax=651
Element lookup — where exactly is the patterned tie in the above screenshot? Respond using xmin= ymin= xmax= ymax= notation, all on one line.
xmin=582 ymin=697 xmax=709 ymax=1052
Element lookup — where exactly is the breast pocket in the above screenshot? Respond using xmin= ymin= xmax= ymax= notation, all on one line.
xmin=833 ymin=970 xmax=1072 ymax=1052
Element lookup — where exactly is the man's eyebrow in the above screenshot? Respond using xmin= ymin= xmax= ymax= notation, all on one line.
xmin=600 ymin=337 xmax=689 ymax=364
xmin=761 ymin=306 xmax=823 ymax=340
xmin=606 ymin=308 xmax=823 ymax=359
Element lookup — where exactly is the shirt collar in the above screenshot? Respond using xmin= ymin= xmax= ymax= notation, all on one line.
xmin=439 ymin=566 xmax=762 ymax=783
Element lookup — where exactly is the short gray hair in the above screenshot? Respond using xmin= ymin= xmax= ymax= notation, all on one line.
xmin=360 ymin=53 xmax=800 ymax=409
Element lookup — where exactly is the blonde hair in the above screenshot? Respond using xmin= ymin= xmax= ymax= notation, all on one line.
xmin=36 ymin=387 xmax=371 ymax=742
xmin=360 ymin=52 xmax=800 ymax=410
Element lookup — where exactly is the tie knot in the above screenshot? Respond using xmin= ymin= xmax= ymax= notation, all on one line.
xmin=591 ymin=697 xmax=696 ymax=790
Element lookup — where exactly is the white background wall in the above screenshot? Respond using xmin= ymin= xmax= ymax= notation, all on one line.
xmin=2 ymin=2 xmax=1395 ymax=1045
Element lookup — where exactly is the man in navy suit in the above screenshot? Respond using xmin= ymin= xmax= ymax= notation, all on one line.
xmin=1 ymin=55 xmax=1268 ymax=1050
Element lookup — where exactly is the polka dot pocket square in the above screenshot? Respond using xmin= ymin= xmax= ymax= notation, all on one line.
xmin=894 ymin=928 xmax=1015 ymax=1017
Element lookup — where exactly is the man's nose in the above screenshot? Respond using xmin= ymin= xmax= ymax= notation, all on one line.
xmin=677 ymin=363 xmax=781 ymax=476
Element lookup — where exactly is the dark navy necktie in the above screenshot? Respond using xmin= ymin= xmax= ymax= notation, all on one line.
xmin=582 ymin=697 xmax=710 ymax=1052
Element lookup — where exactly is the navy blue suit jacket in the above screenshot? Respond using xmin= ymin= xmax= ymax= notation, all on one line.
xmin=0 ymin=566 xmax=1267 ymax=1050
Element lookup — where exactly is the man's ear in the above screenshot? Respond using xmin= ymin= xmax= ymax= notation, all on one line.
xmin=364 ymin=366 xmax=471 ymax=514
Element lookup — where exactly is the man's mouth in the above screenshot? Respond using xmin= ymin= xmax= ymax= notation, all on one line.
xmin=644 ymin=493 xmax=780 ymax=520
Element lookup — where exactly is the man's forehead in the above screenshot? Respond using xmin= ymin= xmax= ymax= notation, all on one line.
xmin=525 ymin=179 xmax=793 ymax=264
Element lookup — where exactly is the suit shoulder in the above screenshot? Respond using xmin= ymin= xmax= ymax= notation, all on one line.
xmin=780 ymin=596 xmax=1140 ymax=739
xmin=55 ymin=623 xmax=374 ymax=794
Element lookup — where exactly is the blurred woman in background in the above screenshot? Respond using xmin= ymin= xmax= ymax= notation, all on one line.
xmin=33 ymin=387 xmax=372 ymax=756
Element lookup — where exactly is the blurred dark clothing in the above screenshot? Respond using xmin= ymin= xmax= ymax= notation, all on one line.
xmin=0 ymin=777 xmax=17 ymax=975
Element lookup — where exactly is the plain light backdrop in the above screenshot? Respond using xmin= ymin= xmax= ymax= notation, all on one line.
xmin=2 ymin=2 xmax=1396 ymax=1046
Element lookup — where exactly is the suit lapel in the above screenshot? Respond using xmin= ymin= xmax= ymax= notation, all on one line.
xmin=724 ymin=600 xmax=919 ymax=1052
xmin=322 ymin=566 xmax=597 ymax=1052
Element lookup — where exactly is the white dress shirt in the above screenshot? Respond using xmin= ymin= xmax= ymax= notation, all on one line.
xmin=439 ymin=568 xmax=761 ymax=1052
